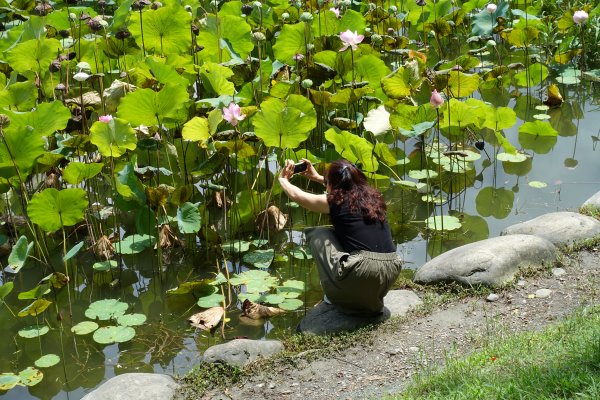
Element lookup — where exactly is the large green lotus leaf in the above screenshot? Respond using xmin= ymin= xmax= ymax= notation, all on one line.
xmin=116 ymin=313 xmax=147 ymax=327
xmin=518 ymin=120 xmax=558 ymax=137
xmin=519 ymin=131 xmax=557 ymax=154
xmin=5 ymin=38 xmax=62 ymax=74
xmin=129 ymin=6 xmax=191 ymax=55
xmin=227 ymin=189 xmax=263 ymax=231
xmin=0 ymin=81 xmax=37 ymax=110
xmin=324 ymin=128 xmax=378 ymax=172
xmin=18 ymin=325 xmax=50 ymax=338
xmin=0 ymin=126 xmax=45 ymax=182
xmin=273 ymin=22 xmax=308 ymax=64
xmin=7 ymin=235 xmax=33 ymax=273
xmin=494 ymin=131 xmax=519 ymax=155
xmin=505 ymin=26 xmax=540 ymax=48
xmin=85 ymin=299 xmax=129 ymax=321
xmin=470 ymin=0 xmax=509 ymax=35
xmin=311 ymin=9 xmax=339 ymax=37
xmin=177 ymin=202 xmax=201 ymax=234
xmin=34 ymin=354 xmax=60 ymax=368
xmin=115 ymin=234 xmax=156 ymax=255
xmin=144 ymin=57 xmax=188 ymax=87
xmin=3 ymin=101 xmax=70 ymax=137
xmin=116 ymin=161 xmax=146 ymax=204
xmin=0 ymin=373 xmax=19 ymax=391
xmin=382 ymin=66 xmax=418 ymax=99
xmin=93 ymin=325 xmax=136 ymax=344
xmin=276 ymin=280 xmax=305 ymax=299
xmin=229 ymin=269 xmax=278 ymax=293
xmin=71 ymin=321 xmax=99 ymax=335
xmin=483 ymin=106 xmax=517 ymax=131
xmin=441 ymin=71 xmax=481 ymax=98
xmin=62 ymin=162 xmax=104 ymax=185
xmin=349 ymin=55 xmax=390 ymax=97
xmin=440 ymin=99 xmax=478 ymax=130
xmin=182 ymin=117 xmax=209 ymax=142
xmin=18 ymin=367 xmax=43 ymax=387
xmin=337 ymin=9 xmax=367 ymax=34
xmin=18 ymin=299 xmax=52 ymax=317
xmin=252 ymin=95 xmax=316 ymax=148
xmin=0 ymin=282 xmax=13 ymax=300
xmin=27 ymin=188 xmax=87 ymax=232
xmin=199 ymin=62 xmax=235 ymax=96
xmin=90 ymin=118 xmax=137 ymax=158
xmin=196 ymin=292 xmax=225 ymax=308
xmin=514 ymin=64 xmax=548 ymax=88
xmin=425 ymin=215 xmax=462 ymax=232
xmin=92 ymin=260 xmax=118 ymax=272
xmin=117 ymin=85 xmax=189 ymax=127
xmin=476 ymin=187 xmax=514 ymax=219
xmin=198 ymin=14 xmax=253 ymax=63
xmin=242 ymin=249 xmax=274 ymax=269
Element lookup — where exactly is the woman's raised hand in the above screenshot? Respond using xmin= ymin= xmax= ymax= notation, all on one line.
xmin=278 ymin=159 xmax=296 ymax=181
xmin=298 ymin=159 xmax=324 ymax=184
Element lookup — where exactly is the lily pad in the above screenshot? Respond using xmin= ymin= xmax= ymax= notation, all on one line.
xmin=115 ymin=234 xmax=156 ymax=254
xmin=17 ymin=367 xmax=43 ymax=387
xmin=425 ymin=216 xmax=462 ymax=232
xmin=93 ymin=326 xmax=136 ymax=344
xmin=196 ymin=292 xmax=225 ymax=308
xmin=71 ymin=321 xmax=99 ymax=335
xmin=92 ymin=260 xmax=118 ymax=272
xmin=27 ymin=188 xmax=88 ymax=232
xmin=222 ymin=240 xmax=251 ymax=254
xmin=242 ymin=249 xmax=274 ymax=269
xmin=34 ymin=354 xmax=60 ymax=368
xmin=279 ymin=298 xmax=304 ymax=311
xmin=116 ymin=313 xmax=147 ymax=327
xmin=528 ymin=181 xmax=547 ymax=188
xmin=18 ymin=325 xmax=50 ymax=338
xmin=0 ymin=374 xmax=19 ymax=390
xmin=85 ymin=299 xmax=129 ymax=321
xmin=229 ymin=270 xmax=278 ymax=293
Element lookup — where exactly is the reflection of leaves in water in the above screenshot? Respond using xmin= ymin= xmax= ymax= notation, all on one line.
xmin=427 ymin=212 xmax=489 ymax=259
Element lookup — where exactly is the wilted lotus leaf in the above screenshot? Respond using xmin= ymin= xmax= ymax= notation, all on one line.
xmin=93 ymin=235 xmax=114 ymax=260
xmin=188 ymin=306 xmax=224 ymax=330
xmin=241 ymin=299 xmax=285 ymax=320
xmin=544 ymin=84 xmax=563 ymax=107
xmin=103 ymin=80 xmax=137 ymax=113
xmin=159 ymin=224 xmax=182 ymax=248
xmin=256 ymin=205 xmax=287 ymax=232
xmin=0 ymin=373 xmax=19 ymax=390
xmin=66 ymin=91 xmax=102 ymax=108
xmin=167 ymin=279 xmax=214 ymax=296
xmin=41 ymin=272 xmax=69 ymax=289
xmin=18 ymin=299 xmax=52 ymax=317
xmin=17 ymin=367 xmax=43 ymax=387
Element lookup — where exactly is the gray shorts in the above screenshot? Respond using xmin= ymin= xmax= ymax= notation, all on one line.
xmin=306 ymin=227 xmax=402 ymax=315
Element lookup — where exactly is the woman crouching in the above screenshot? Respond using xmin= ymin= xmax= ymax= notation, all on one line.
xmin=278 ymin=159 xmax=402 ymax=316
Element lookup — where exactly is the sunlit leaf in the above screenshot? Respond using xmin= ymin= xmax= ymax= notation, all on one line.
xmin=34 ymin=354 xmax=60 ymax=368
xmin=93 ymin=325 xmax=136 ymax=344
xmin=198 ymin=14 xmax=253 ymax=62
xmin=18 ymin=299 xmax=52 ymax=317
xmin=117 ymin=85 xmax=190 ymax=127
xmin=27 ymin=188 xmax=88 ymax=232
xmin=17 ymin=367 xmax=43 ymax=387
xmin=129 ymin=6 xmax=191 ymax=55
xmin=115 ymin=234 xmax=156 ymax=254
xmin=71 ymin=321 xmax=99 ymax=335
xmin=18 ymin=325 xmax=50 ymax=338
xmin=242 ymin=249 xmax=274 ymax=269
xmin=63 ymin=241 xmax=84 ymax=262
xmin=177 ymin=202 xmax=201 ymax=234
xmin=85 ymin=299 xmax=129 ymax=321
xmin=528 ymin=181 xmax=547 ymax=188
xmin=62 ymin=162 xmax=104 ymax=184
xmin=0 ymin=282 xmax=14 ymax=300
xmin=7 ymin=236 xmax=33 ymax=273
xmin=116 ymin=313 xmax=147 ymax=326
xmin=196 ymin=292 xmax=225 ymax=308
xmin=0 ymin=374 xmax=19 ymax=390
xmin=182 ymin=116 xmax=209 ymax=142
xmin=425 ymin=215 xmax=462 ymax=231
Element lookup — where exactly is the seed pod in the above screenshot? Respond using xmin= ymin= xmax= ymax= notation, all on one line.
xmin=115 ymin=30 xmax=131 ymax=40
xmin=0 ymin=114 xmax=10 ymax=128
xmin=241 ymin=4 xmax=253 ymax=15
xmin=49 ymin=59 xmax=62 ymax=73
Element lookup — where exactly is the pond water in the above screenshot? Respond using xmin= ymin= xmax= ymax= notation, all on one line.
xmin=1 ymin=85 xmax=600 ymax=400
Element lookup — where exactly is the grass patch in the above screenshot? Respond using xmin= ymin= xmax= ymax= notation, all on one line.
xmin=393 ymin=305 xmax=600 ymax=400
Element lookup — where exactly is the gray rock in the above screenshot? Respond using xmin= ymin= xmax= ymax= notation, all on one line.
xmin=552 ymin=267 xmax=566 ymax=277
xmin=384 ymin=290 xmax=422 ymax=317
xmin=535 ymin=288 xmax=552 ymax=298
xmin=413 ymin=235 xmax=556 ymax=287
xmin=297 ymin=302 xmax=390 ymax=335
xmin=501 ymin=212 xmax=600 ymax=246
xmin=583 ymin=190 xmax=600 ymax=209
xmin=81 ymin=373 xmax=179 ymax=400
xmin=202 ymin=339 xmax=284 ymax=367
xmin=486 ymin=293 xmax=500 ymax=302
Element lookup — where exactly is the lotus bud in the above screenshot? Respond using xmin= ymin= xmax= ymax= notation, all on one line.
xmin=69 ymin=13 xmax=77 ymax=21
xmin=486 ymin=3 xmax=497 ymax=13
xmin=430 ymin=89 xmax=444 ymax=108
xmin=342 ymin=0 xmax=351 ymax=7
xmin=87 ymin=17 xmax=103 ymax=31
xmin=55 ymin=83 xmax=66 ymax=91
xmin=251 ymin=31 xmax=266 ymax=43
xmin=241 ymin=4 xmax=253 ymax=15
xmin=299 ymin=12 xmax=313 ymax=22
xmin=115 ymin=30 xmax=131 ymax=40
xmin=306 ymin=43 xmax=315 ymax=52
xmin=151 ymin=2 xmax=162 ymax=9
xmin=98 ymin=0 xmax=107 ymax=7
xmin=573 ymin=10 xmax=589 ymax=25
xmin=387 ymin=27 xmax=395 ymax=35
xmin=73 ymin=72 xmax=91 ymax=82
xmin=371 ymin=33 xmax=383 ymax=46
xmin=388 ymin=5 xmax=397 ymax=14
xmin=368 ymin=3 xmax=376 ymax=11
xmin=49 ymin=59 xmax=61 ymax=73
xmin=293 ymin=53 xmax=305 ymax=61
xmin=253 ymin=1 xmax=262 ymax=7
xmin=59 ymin=29 xmax=70 ymax=38
xmin=415 ymin=0 xmax=426 ymax=6
xmin=0 ymin=114 xmax=10 ymax=129
xmin=301 ymin=79 xmax=313 ymax=88
xmin=293 ymin=1 xmax=302 ymax=9
xmin=281 ymin=12 xmax=290 ymax=20
xmin=486 ymin=39 xmax=497 ymax=48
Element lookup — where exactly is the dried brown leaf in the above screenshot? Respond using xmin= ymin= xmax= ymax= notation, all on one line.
xmin=188 ymin=306 xmax=224 ymax=331
xmin=242 ymin=299 xmax=285 ymax=320
xmin=256 ymin=205 xmax=288 ymax=232
xmin=93 ymin=235 xmax=114 ymax=260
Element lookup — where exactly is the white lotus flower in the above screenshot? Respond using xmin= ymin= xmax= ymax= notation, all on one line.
xmin=73 ymin=72 xmax=91 ymax=82
xmin=363 ymin=105 xmax=391 ymax=136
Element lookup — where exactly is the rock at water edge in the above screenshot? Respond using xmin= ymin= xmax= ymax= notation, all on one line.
xmin=81 ymin=373 xmax=179 ymax=400
xmin=202 ymin=339 xmax=284 ymax=367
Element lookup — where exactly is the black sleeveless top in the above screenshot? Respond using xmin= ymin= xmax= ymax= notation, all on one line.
xmin=329 ymin=201 xmax=396 ymax=253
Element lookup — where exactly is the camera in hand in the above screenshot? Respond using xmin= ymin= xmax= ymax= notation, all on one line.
xmin=293 ymin=162 xmax=308 ymax=174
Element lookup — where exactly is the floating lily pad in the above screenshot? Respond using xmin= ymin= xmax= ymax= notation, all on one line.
xmin=497 ymin=152 xmax=527 ymax=163
xmin=71 ymin=321 xmax=99 ymax=335
xmin=229 ymin=270 xmax=279 ymax=293
xmin=115 ymin=234 xmax=156 ymax=254
xmin=92 ymin=260 xmax=118 ymax=272
xmin=261 ymin=293 xmax=286 ymax=305
xmin=196 ymin=292 xmax=225 ymax=308
xmin=276 ymin=280 xmax=305 ymax=299
xmin=93 ymin=326 xmax=136 ymax=344
xmin=18 ymin=325 xmax=50 ymax=338
xmin=0 ymin=373 xmax=19 ymax=390
xmin=18 ymin=367 xmax=43 ymax=386
xmin=425 ymin=216 xmax=462 ymax=231
xmin=528 ymin=181 xmax=547 ymax=188
xmin=242 ymin=249 xmax=274 ymax=269
xmin=533 ymin=114 xmax=550 ymax=120
xmin=279 ymin=298 xmax=304 ymax=311
xmin=85 ymin=299 xmax=129 ymax=321
xmin=34 ymin=354 xmax=60 ymax=368
xmin=116 ymin=313 xmax=147 ymax=327
xmin=222 ymin=240 xmax=251 ymax=254
xmin=408 ymin=169 xmax=438 ymax=180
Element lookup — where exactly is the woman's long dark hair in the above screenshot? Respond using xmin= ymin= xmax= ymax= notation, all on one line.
xmin=325 ymin=160 xmax=387 ymax=223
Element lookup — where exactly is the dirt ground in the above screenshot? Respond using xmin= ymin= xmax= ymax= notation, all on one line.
xmin=200 ymin=248 xmax=600 ymax=400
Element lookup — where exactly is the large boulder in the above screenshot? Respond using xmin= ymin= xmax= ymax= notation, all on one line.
xmin=501 ymin=212 xmax=600 ymax=246
xmin=413 ymin=235 xmax=556 ymax=287
xmin=583 ymin=190 xmax=600 ymax=209
xmin=202 ymin=339 xmax=284 ymax=367
xmin=297 ymin=290 xmax=422 ymax=335
xmin=81 ymin=373 xmax=179 ymax=400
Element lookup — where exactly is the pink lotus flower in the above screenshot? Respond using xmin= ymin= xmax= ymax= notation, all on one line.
xmin=339 ymin=30 xmax=364 ymax=51
xmin=573 ymin=10 xmax=589 ymax=25
xmin=330 ymin=7 xmax=340 ymax=18
xmin=486 ymin=3 xmax=497 ymax=13
xmin=222 ymin=103 xmax=246 ymax=127
xmin=98 ymin=115 xmax=113 ymax=123
xmin=293 ymin=53 xmax=305 ymax=61
xmin=430 ymin=90 xmax=444 ymax=108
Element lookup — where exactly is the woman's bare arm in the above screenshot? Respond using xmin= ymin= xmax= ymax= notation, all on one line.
xmin=278 ymin=159 xmax=329 ymax=214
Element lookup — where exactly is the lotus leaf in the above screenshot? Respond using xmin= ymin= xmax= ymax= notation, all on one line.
xmin=18 ymin=325 xmax=50 ymax=339
xmin=197 ymin=14 xmax=253 ymax=63
xmin=17 ymin=367 xmax=43 ymax=387
xmin=17 ymin=284 xmax=50 ymax=300
xmin=117 ymin=85 xmax=190 ymax=127
xmin=200 ymin=62 xmax=235 ymax=96
xmin=34 ymin=354 xmax=60 ymax=368
xmin=116 ymin=313 xmax=147 ymax=326
xmin=528 ymin=181 xmax=547 ymax=188
xmin=115 ymin=234 xmax=156 ymax=254
xmin=0 ymin=374 xmax=19 ymax=391
xmin=273 ymin=22 xmax=308 ymax=64
xmin=324 ymin=128 xmax=378 ymax=172
xmin=261 ymin=293 xmax=286 ymax=305
xmin=129 ymin=6 xmax=191 ymax=55
xmin=18 ymin=299 xmax=52 ymax=317
xmin=0 ymin=126 xmax=45 ymax=184
xmin=0 ymin=81 xmax=37 ymax=110
xmin=93 ymin=326 xmax=136 ymax=344
xmin=0 ymin=282 xmax=13 ymax=300
xmin=382 ymin=66 xmax=422 ymax=99
xmin=6 ymin=38 xmax=62 ymax=74
xmin=3 ymin=101 xmax=70 ymax=137
xmin=196 ymin=292 xmax=225 ymax=308
xmin=222 ymin=240 xmax=251 ymax=254
xmin=277 ymin=280 xmax=305 ymax=299
xmin=90 ymin=118 xmax=137 ymax=158
xmin=177 ymin=202 xmax=201 ymax=234
xmin=27 ymin=188 xmax=88 ymax=232
xmin=252 ymin=95 xmax=316 ymax=148
xmin=229 ymin=270 xmax=278 ymax=293
xmin=408 ymin=169 xmax=438 ymax=180
xmin=350 ymin=55 xmax=390 ymax=97
xmin=476 ymin=187 xmax=515 ymax=219
xmin=85 ymin=299 xmax=129 ymax=321
xmin=143 ymin=58 xmax=189 ymax=87
xmin=519 ymin=121 xmax=558 ymax=137
xmin=425 ymin=216 xmax=462 ymax=231
xmin=7 ymin=236 xmax=33 ymax=273
xmin=182 ymin=117 xmax=209 ymax=142
xmin=279 ymin=298 xmax=303 ymax=311
xmin=71 ymin=321 xmax=99 ymax=335
xmin=519 ymin=131 xmax=557 ymax=154
xmin=62 ymin=162 xmax=104 ymax=185
xmin=471 ymin=1 xmax=509 ymax=35
xmin=167 ymin=280 xmax=214 ymax=296
xmin=514 ymin=64 xmax=548 ymax=88
xmin=242 ymin=249 xmax=274 ymax=269
xmin=92 ymin=260 xmax=118 ymax=272
xmin=483 ymin=106 xmax=517 ymax=131
xmin=63 ymin=241 xmax=84 ymax=262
